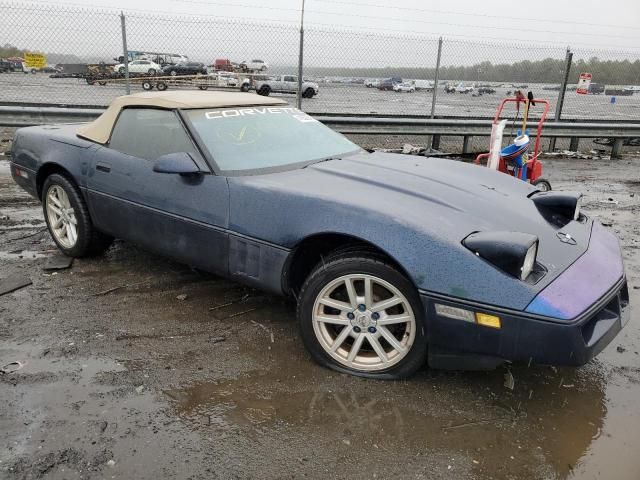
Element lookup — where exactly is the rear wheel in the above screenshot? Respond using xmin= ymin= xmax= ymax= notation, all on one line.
xmin=303 ymin=88 xmax=315 ymax=98
xmin=257 ymin=85 xmax=271 ymax=96
xmin=297 ymin=251 xmax=426 ymax=379
xmin=42 ymin=174 xmax=113 ymax=257
xmin=118 ymin=67 xmax=125 ymax=74
xmin=156 ymin=81 xmax=168 ymax=91
xmin=147 ymin=68 xmax=156 ymax=75
xmin=141 ymin=80 xmax=154 ymax=90
xmin=240 ymin=83 xmax=250 ymax=92
xmin=169 ymin=70 xmax=177 ymax=76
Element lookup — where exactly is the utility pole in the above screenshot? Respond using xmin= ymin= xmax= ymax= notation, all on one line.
xmin=296 ymin=0 xmax=305 ymax=109
xmin=120 ymin=12 xmax=130 ymax=95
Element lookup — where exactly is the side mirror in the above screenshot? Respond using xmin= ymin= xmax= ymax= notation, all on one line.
xmin=153 ymin=152 xmax=200 ymax=175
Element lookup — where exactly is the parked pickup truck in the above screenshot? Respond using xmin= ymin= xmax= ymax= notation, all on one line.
xmin=255 ymin=75 xmax=319 ymax=98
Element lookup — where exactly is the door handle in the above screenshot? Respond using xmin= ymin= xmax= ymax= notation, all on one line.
xmin=96 ymin=162 xmax=111 ymax=173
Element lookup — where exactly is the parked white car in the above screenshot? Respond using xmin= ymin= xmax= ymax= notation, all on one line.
xmin=364 ymin=79 xmax=379 ymax=88
xmin=393 ymin=82 xmax=416 ymax=93
xmin=241 ymin=59 xmax=268 ymax=71
xmin=255 ymin=75 xmax=319 ymax=98
xmin=197 ymin=71 xmax=240 ymax=91
xmin=455 ymin=82 xmax=474 ymax=94
xmin=114 ymin=59 xmax=161 ymax=75
xmin=413 ymin=79 xmax=434 ymax=91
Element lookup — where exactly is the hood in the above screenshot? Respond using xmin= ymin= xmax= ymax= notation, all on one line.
xmin=231 ymin=151 xmax=592 ymax=289
xmin=312 ymin=152 xmax=590 ymax=274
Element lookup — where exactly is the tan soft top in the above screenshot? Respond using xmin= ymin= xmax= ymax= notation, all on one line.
xmin=76 ymin=91 xmax=288 ymax=144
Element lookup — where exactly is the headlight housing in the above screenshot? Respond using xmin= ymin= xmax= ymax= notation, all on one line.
xmin=531 ymin=191 xmax=583 ymax=221
xmin=463 ymin=231 xmax=539 ymax=281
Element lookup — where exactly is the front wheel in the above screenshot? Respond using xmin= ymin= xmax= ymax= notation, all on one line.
xmin=297 ymin=252 xmax=426 ymax=379
xmin=156 ymin=81 xmax=168 ymax=91
xmin=42 ymin=174 xmax=113 ymax=257
xmin=147 ymin=68 xmax=156 ymax=75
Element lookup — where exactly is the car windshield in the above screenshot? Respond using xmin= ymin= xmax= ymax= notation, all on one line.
xmin=184 ymin=107 xmax=361 ymax=173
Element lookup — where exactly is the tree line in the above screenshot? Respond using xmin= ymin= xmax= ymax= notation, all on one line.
xmin=306 ymin=57 xmax=640 ymax=85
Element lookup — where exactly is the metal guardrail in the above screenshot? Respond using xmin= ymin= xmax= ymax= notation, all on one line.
xmin=0 ymin=106 xmax=104 ymax=127
xmin=2 ymin=106 xmax=640 ymax=156
xmin=317 ymin=115 xmax=640 ymax=138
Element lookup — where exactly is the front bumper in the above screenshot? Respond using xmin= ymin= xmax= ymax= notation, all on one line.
xmin=421 ymin=278 xmax=630 ymax=370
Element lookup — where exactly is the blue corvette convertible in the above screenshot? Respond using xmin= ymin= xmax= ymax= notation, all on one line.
xmin=10 ymin=91 xmax=630 ymax=378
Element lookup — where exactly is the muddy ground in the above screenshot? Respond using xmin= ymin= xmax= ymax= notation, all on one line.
xmin=1 ymin=132 xmax=640 ymax=479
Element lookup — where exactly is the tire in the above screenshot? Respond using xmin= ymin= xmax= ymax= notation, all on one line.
xmin=156 ymin=81 xmax=168 ymax=91
xmin=169 ymin=70 xmax=177 ymax=76
xmin=118 ymin=67 xmax=125 ymax=74
xmin=240 ymin=83 xmax=250 ymax=92
xmin=86 ymin=78 xmax=95 ymax=85
xmin=42 ymin=174 xmax=113 ymax=257
xmin=303 ymin=88 xmax=315 ymax=98
xmin=297 ymin=250 xmax=427 ymax=379
xmin=141 ymin=81 xmax=154 ymax=91
xmin=198 ymin=85 xmax=208 ymax=90
xmin=257 ymin=85 xmax=271 ymax=96
xmin=147 ymin=68 xmax=156 ymax=75
xmin=532 ymin=178 xmax=552 ymax=191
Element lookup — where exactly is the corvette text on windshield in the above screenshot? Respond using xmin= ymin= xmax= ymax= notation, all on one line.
xmin=204 ymin=107 xmax=316 ymax=122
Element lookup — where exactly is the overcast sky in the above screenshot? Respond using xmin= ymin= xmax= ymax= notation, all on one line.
xmin=3 ymin=0 xmax=639 ymax=69
xmin=25 ymin=0 xmax=640 ymax=50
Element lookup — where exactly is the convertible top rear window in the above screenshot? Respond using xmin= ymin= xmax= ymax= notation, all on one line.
xmin=184 ymin=107 xmax=360 ymax=173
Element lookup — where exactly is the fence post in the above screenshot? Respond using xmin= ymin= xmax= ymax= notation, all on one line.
xmin=430 ymin=37 xmax=443 ymax=150
xmin=120 ymin=12 xmax=130 ymax=95
xmin=549 ymin=48 xmax=572 ymax=151
xmin=296 ymin=0 xmax=305 ymax=110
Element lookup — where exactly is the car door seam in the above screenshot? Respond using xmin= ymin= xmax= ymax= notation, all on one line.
xmin=82 ymin=186 xmax=290 ymax=252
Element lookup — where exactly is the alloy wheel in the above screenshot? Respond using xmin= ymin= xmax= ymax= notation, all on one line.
xmin=312 ymin=274 xmax=416 ymax=372
xmin=45 ymin=185 xmax=78 ymax=249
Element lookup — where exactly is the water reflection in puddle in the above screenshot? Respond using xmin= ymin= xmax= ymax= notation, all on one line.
xmin=166 ymin=362 xmax=608 ymax=478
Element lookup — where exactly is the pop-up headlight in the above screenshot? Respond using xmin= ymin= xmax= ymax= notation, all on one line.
xmin=463 ymin=231 xmax=539 ymax=281
xmin=531 ymin=191 xmax=583 ymax=221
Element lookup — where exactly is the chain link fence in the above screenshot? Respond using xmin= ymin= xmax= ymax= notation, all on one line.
xmin=1 ymin=1 xmax=640 ymax=122
xmin=561 ymin=47 xmax=640 ymax=120
xmin=303 ymin=27 xmax=439 ymax=115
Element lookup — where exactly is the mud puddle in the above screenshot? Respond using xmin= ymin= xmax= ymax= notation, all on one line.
xmin=164 ymin=332 xmax=622 ymax=480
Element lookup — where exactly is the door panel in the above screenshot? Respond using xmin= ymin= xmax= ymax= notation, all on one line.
xmin=87 ymin=146 xmax=230 ymax=275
